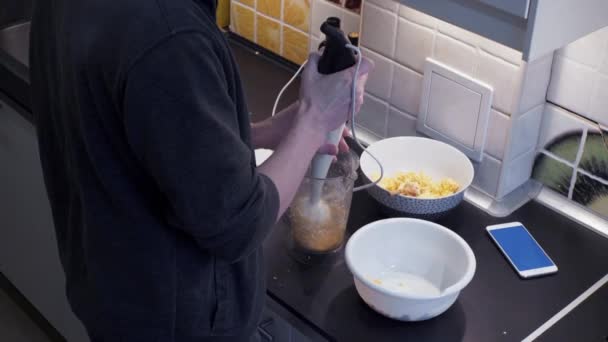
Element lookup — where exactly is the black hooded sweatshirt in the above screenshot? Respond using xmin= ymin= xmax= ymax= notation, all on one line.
xmin=29 ymin=0 xmax=278 ymax=340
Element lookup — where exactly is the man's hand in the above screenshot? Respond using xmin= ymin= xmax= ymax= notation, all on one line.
xmin=317 ymin=127 xmax=351 ymax=156
xmin=252 ymin=106 xmax=352 ymax=156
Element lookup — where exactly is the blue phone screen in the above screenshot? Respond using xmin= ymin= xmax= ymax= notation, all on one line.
xmin=489 ymin=225 xmax=554 ymax=271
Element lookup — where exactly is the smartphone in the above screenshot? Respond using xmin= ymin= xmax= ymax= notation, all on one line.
xmin=486 ymin=222 xmax=558 ymax=278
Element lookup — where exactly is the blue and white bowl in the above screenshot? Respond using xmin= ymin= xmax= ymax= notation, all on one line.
xmin=360 ymin=137 xmax=474 ymax=219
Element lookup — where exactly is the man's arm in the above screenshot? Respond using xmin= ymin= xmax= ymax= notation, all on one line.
xmin=250 ymin=101 xmax=300 ymax=150
xmin=257 ymin=102 xmax=326 ymax=216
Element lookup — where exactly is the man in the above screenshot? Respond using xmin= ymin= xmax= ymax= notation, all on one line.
xmin=30 ymin=0 xmax=372 ymax=341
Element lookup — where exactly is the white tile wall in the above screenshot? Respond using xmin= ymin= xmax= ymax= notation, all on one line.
xmin=361 ymin=48 xmax=394 ymax=100
xmin=341 ymin=8 xmax=361 ymax=36
xmin=476 ymin=51 xmax=520 ymax=114
xmin=548 ymin=27 xmax=608 ymax=126
xmin=434 ymin=34 xmax=477 ymax=75
xmin=478 ymin=38 xmax=523 ymax=66
xmin=437 ymin=21 xmax=479 ymax=47
xmin=602 ymin=47 xmax=608 ymax=74
xmin=311 ymin=0 xmax=337 ymax=38
xmin=519 ymin=54 xmax=553 ymax=114
xmin=472 ymin=154 xmax=502 ymax=197
xmin=309 ymin=35 xmax=321 ymax=53
xmin=558 ymin=26 xmax=608 ymax=69
xmin=357 ymin=94 xmax=389 ymax=136
xmin=508 ymin=104 xmax=544 ymax=160
xmin=366 ymin=0 xmax=398 ymax=13
xmin=390 ymin=63 xmax=423 ymax=115
xmin=547 ymin=56 xmax=595 ymax=118
xmin=394 ymin=19 xmax=434 ymax=73
xmin=386 ymin=107 xmax=417 ymax=137
xmin=589 ymin=74 xmax=608 ymax=126
xmin=485 ymin=110 xmax=510 ymax=160
xmin=310 ymin=0 xmax=361 ymax=39
xmin=499 ymin=149 xmax=536 ymax=197
xmin=360 ymin=2 xmax=397 ymax=58
xmin=355 ymin=0 xmax=555 ymax=199
xmin=398 ymin=5 xmax=437 ymax=29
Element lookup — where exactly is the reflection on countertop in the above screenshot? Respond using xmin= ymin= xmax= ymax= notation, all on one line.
xmin=0 ymin=21 xmax=29 ymax=68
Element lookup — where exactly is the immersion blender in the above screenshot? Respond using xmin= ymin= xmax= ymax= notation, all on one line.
xmin=306 ymin=18 xmax=358 ymax=218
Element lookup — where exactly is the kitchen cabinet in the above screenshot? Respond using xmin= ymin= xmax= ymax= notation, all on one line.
xmin=400 ymin=0 xmax=608 ymax=61
xmin=477 ymin=0 xmax=530 ymax=19
xmin=0 ymin=95 xmax=90 ymax=342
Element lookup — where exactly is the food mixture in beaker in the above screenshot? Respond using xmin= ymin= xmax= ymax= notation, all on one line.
xmin=289 ymin=196 xmax=349 ymax=252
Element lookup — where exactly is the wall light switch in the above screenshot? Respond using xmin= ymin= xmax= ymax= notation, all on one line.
xmin=417 ymin=58 xmax=493 ymax=162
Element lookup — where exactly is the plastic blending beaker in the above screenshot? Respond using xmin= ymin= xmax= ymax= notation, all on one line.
xmin=286 ymin=150 xmax=359 ymax=263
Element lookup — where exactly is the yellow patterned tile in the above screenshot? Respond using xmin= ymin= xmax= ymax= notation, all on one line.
xmin=257 ymin=0 xmax=281 ymax=19
xmin=282 ymin=26 xmax=309 ymax=65
xmin=232 ymin=3 xmax=255 ymax=41
xmin=284 ymin=0 xmax=310 ymax=32
xmin=216 ymin=0 xmax=230 ymax=28
xmin=257 ymin=15 xmax=281 ymax=55
xmin=238 ymin=0 xmax=255 ymax=8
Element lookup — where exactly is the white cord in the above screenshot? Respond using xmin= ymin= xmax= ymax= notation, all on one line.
xmin=272 ymin=61 xmax=307 ymax=117
xmin=345 ymin=44 xmax=384 ymax=192
xmin=271 ymin=45 xmax=384 ymax=191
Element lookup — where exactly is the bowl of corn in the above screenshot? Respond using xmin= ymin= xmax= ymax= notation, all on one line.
xmin=360 ymin=137 xmax=474 ymax=219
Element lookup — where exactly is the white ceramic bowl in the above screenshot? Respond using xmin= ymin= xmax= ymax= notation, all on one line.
xmin=345 ymin=218 xmax=476 ymax=321
xmin=360 ymin=137 xmax=474 ymax=218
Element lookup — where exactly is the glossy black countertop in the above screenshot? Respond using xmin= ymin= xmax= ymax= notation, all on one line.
xmin=264 ymin=189 xmax=608 ymax=342
xmin=2 ymin=26 xmax=607 ymax=342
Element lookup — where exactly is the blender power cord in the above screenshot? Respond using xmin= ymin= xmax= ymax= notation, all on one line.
xmin=271 ymin=45 xmax=384 ymax=191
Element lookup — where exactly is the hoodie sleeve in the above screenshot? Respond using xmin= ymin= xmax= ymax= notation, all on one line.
xmin=122 ymin=32 xmax=279 ymax=263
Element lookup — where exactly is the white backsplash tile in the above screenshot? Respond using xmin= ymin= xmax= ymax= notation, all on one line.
xmin=398 ymin=4 xmax=437 ymax=29
xmin=472 ymin=154 xmax=502 ymax=197
xmin=386 ymin=107 xmax=417 ymax=137
xmin=358 ymin=94 xmax=389 ymax=136
xmin=437 ymin=20 xmax=479 ymax=47
xmin=389 ymin=63 xmax=423 ymax=116
xmin=589 ymin=73 xmax=608 ymax=127
xmin=601 ymin=45 xmax=608 ymax=74
xmin=394 ymin=18 xmax=435 ymax=73
xmin=478 ymin=38 xmax=523 ymax=67
xmin=311 ymin=0 xmax=338 ymax=38
xmin=311 ymin=2 xmax=361 ymax=45
xmin=547 ymin=56 xmax=595 ymax=118
xmin=366 ymin=0 xmax=398 ymax=13
xmin=508 ymin=104 xmax=543 ymax=160
xmin=476 ymin=51 xmax=520 ymax=115
xmin=499 ymin=149 xmax=536 ymax=198
xmin=309 ymin=35 xmax=321 ymax=53
xmin=485 ymin=110 xmax=510 ymax=160
xmin=557 ymin=26 xmax=608 ymax=69
xmin=519 ymin=54 xmax=553 ymax=114
xmin=361 ymin=2 xmax=397 ymax=58
xmin=361 ymin=48 xmax=394 ymax=100
xmin=434 ymin=33 xmax=477 ymax=76
xmin=341 ymin=8 xmax=361 ymax=36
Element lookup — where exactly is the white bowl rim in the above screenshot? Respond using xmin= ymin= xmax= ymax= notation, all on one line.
xmin=361 ymin=136 xmax=475 ymax=201
xmin=345 ymin=217 xmax=477 ymax=300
